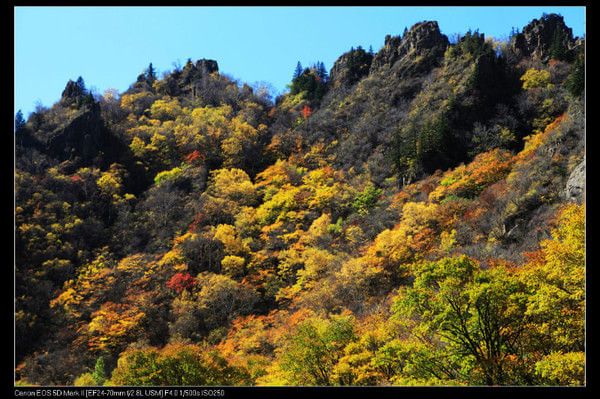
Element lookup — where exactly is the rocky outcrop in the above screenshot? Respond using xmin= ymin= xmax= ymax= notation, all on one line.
xmin=47 ymin=109 xmax=103 ymax=161
xmin=511 ymin=13 xmax=576 ymax=62
xmin=370 ymin=21 xmax=449 ymax=75
xmin=196 ymin=59 xmax=219 ymax=75
xmin=153 ymin=58 xmax=220 ymax=98
xmin=45 ymin=101 xmax=126 ymax=167
xmin=329 ymin=47 xmax=373 ymax=88
xmin=295 ymin=22 xmax=449 ymax=184
xmin=60 ymin=79 xmax=89 ymax=107
xmin=180 ymin=59 xmax=219 ymax=85
xmin=565 ymin=157 xmax=585 ymax=202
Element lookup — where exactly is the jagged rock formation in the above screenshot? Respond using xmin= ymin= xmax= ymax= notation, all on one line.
xmin=151 ymin=58 xmax=220 ymax=99
xmin=329 ymin=47 xmax=373 ymax=88
xmin=33 ymin=81 xmax=130 ymax=167
xmin=327 ymin=21 xmax=447 ymax=92
xmin=511 ymin=13 xmax=576 ymax=62
xmin=565 ymin=157 xmax=585 ymax=202
xmin=294 ymin=20 xmax=517 ymax=184
xmin=60 ymin=80 xmax=84 ymax=105
xmin=60 ymin=78 xmax=93 ymax=108
xmin=288 ymin=22 xmax=462 ymax=183
xmin=179 ymin=58 xmax=219 ymax=85
xmin=370 ymin=21 xmax=449 ymax=76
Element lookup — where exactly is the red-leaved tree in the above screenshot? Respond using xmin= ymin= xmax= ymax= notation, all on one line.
xmin=167 ymin=272 xmax=196 ymax=294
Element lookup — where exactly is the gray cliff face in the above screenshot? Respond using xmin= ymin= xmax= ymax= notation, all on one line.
xmin=511 ymin=13 xmax=576 ymax=62
xmin=370 ymin=21 xmax=449 ymax=75
xmin=565 ymin=157 xmax=585 ymax=203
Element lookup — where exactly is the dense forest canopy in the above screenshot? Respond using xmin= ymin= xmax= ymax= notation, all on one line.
xmin=15 ymin=13 xmax=585 ymax=386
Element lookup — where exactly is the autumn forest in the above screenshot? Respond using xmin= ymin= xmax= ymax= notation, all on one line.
xmin=15 ymin=13 xmax=585 ymax=386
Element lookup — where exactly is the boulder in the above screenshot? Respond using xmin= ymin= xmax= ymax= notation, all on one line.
xmin=565 ymin=157 xmax=585 ymax=202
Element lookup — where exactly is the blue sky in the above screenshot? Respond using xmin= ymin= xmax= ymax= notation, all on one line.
xmin=14 ymin=6 xmax=585 ymax=117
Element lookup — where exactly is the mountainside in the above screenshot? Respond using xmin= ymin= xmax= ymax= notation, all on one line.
xmin=15 ymin=13 xmax=585 ymax=386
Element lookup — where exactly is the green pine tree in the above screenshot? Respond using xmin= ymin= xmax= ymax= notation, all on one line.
xmin=92 ymin=356 xmax=107 ymax=386
xmin=566 ymin=52 xmax=584 ymax=97
xmin=75 ymin=76 xmax=86 ymax=93
xmin=293 ymin=62 xmax=303 ymax=79
xmin=14 ymin=110 xmax=25 ymax=132
xmin=549 ymin=29 xmax=568 ymax=61
xmin=146 ymin=63 xmax=157 ymax=82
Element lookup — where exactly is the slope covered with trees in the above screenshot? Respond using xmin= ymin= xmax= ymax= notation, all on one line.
xmin=15 ymin=13 xmax=585 ymax=386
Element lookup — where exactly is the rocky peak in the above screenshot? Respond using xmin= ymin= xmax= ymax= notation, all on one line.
xmin=511 ymin=13 xmax=575 ymax=62
xmin=370 ymin=21 xmax=449 ymax=74
xmin=154 ymin=58 xmax=220 ymax=97
xmin=195 ymin=59 xmax=219 ymax=75
xmin=60 ymin=79 xmax=88 ymax=107
xmin=402 ymin=21 xmax=449 ymax=54
xmin=329 ymin=47 xmax=373 ymax=88
xmin=180 ymin=58 xmax=219 ymax=84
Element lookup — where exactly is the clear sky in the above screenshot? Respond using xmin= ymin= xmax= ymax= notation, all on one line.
xmin=14 ymin=6 xmax=585 ymax=118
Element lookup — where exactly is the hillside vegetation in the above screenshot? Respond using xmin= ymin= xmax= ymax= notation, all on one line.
xmin=15 ymin=13 xmax=585 ymax=386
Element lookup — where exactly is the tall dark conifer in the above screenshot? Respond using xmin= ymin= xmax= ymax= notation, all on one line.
xmin=549 ymin=29 xmax=568 ymax=61
xmin=293 ymin=62 xmax=303 ymax=79
xmin=316 ymin=61 xmax=328 ymax=82
xmin=15 ymin=110 xmax=25 ymax=132
xmin=146 ymin=63 xmax=157 ymax=82
xmin=76 ymin=76 xmax=87 ymax=94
